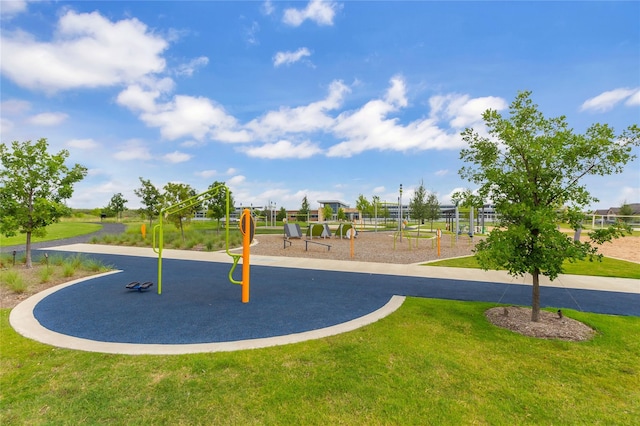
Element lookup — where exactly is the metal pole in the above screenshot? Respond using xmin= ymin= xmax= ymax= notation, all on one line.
xmin=399 ymin=184 xmax=403 ymax=242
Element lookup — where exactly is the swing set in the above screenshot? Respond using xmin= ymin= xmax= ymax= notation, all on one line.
xmin=152 ymin=184 xmax=254 ymax=303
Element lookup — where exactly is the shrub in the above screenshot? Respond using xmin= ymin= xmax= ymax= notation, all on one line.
xmin=0 ymin=270 xmax=27 ymax=293
xmin=62 ymin=263 xmax=76 ymax=278
xmin=39 ymin=267 xmax=53 ymax=283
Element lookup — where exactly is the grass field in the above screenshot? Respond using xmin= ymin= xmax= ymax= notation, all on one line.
xmin=428 ymin=255 xmax=640 ymax=280
xmin=2 ymin=220 xmax=639 ymax=423
xmin=0 ymin=222 xmax=102 ymax=247
xmin=2 ymin=298 xmax=639 ymax=425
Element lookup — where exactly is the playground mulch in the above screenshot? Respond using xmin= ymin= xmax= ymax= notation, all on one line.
xmin=251 ymin=231 xmax=640 ymax=265
xmin=251 ymin=231 xmax=479 ymax=264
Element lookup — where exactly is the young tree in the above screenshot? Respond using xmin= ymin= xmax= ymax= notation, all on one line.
xmin=297 ymin=195 xmax=310 ymax=222
xmin=162 ymin=182 xmax=198 ymax=242
xmin=277 ymin=206 xmax=288 ymax=222
xmin=205 ymin=181 xmax=233 ymax=232
xmin=409 ymin=180 xmax=428 ymax=239
xmin=0 ymin=138 xmax=87 ymax=268
xmin=106 ymin=193 xmax=127 ymax=221
xmin=618 ymin=202 xmax=634 ymax=224
xmin=425 ymin=192 xmax=441 ymax=232
xmin=459 ymin=91 xmax=639 ymax=321
xmin=134 ymin=178 xmax=161 ymax=227
xmin=322 ymin=204 xmax=334 ymax=221
xmin=356 ymin=194 xmax=371 ymax=223
xmin=337 ymin=207 xmax=347 ymax=221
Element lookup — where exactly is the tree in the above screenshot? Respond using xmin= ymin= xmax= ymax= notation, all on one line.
xmin=337 ymin=207 xmax=347 ymax=221
xmin=356 ymin=194 xmax=371 ymax=223
xmin=451 ymin=188 xmax=483 ymax=233
xmin=277 ymin=206 xmax=288 ymax=222
xmin=322 ymin=204 xmax=334 ymax=221
xmin=0 ymin=138 xmax=87 ymax=268
xmin=162 ymin=182 xmax=198 ymax=242
xmin=618 ymin=202 xmax=634 ymax=224
xmin=134 ymin=178 xmax=161 ymax=227
xmin=459 ymin=91 xmax=639 ymax=321
xmin=409 ymin=180 xmax=428 ymax=239
xmin=297 ymin=196 xmax=310 ymax=222
xmin=106 ymin=193 xmax=127 ymax=221
xmin=205 ymin=181 xmax=232 ymax=232
xmin=425 ymin=192 xmax=441 ymax=232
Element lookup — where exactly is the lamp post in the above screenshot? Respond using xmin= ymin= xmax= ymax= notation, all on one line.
xmin=399 ymin=184 xmax=403 ymax=242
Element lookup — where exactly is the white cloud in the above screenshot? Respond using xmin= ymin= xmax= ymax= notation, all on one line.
xmin=0 ymin=0 xmax=29 ymax=18
xmin=116 ymin=78 xmax=175 ymax=113
xmin=580 ymin=88 xmax=639 ymax=112
xmin=240 ymin=140 xmax=323 ymax=159
xmin=1 ymin=99 xmax=30 ymax=114
xmin=617 ymin=186 xmax=640 ymax=205
xmin=228 ymin=175 xmax=246 ymax=185
xmin=26 ymin=112 xmax=68 ymax=126
xmin=195 ymin=170 xmax=217 ymax=178
xmin=373 ymin=186 xmax=385 ymax=194
xmin=327 ymin=77 xmax=463 ymax=158
xmin=273 ymin=47 xmax=312 ymax=67
xmin=384 ymin=75 xmax=408 ymax=108
xmin=0 ymin=117 xmax=13 ymax=135
xmin=140 ymin=95 xmax=241 ymax=141
xmin=429 ymin=94 xmax=507 ymax=129
xmin=175 ymin=56 xmax=209 ymax=77
xmin=113 ymin=140 xmax=152 ymax=161
xmin=246 ymin=80 xmax=349 ymax=139
xmin=283 ymin=0 xmax=340 ymax=27
xmin=66 ymin=138 xmax=101 ymax=150
xmin=225 ymin=168 xmax=237 ymax=175
xmin=245 ymin=21 xmax=260 ymax=45
xmin=0 ymin=10 xmax=168 ymax=92
xmin=262 ymin=0 xmax=275 ymax=15
xmin=443 ymin=187 xmax=468 ymax=205
xmin=435 ymin=169 xmax=449 ymax=176
xmin=163 ymin=151 xmax=192 ymax=163
xmin=624 ymin=89 xmax=640 ymax=107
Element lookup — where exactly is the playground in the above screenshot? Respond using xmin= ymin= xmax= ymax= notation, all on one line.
xmin=5 ymin=181 xmax=640 ymax=355
xmin=252 ymin=228 xmax=640 ymax=264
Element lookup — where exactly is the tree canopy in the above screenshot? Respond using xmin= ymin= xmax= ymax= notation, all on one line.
xmin=297 ymin=196 xmax=310 ymax=222
xmin=205 ymin=181 xmax=233 ymax=232
xmin=0 ymin=138 xmax=87 ymax=267
xmin=409 ymin=180 xmax=428 ymax=238
xmin=134 ymin=178 xmax=161 ymax=226
xmin=105 ymin=193 xmax=127 ymax=221
xmin=459 ymin=91 xmax=639 ymax=321
xmin=162 ymin=182 xmax=197 ymax=242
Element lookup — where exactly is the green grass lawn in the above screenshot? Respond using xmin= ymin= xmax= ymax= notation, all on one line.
xmin=0 ymin=222 xmax=102 ymax=247
xmin=427 ymin=255 xmax=640 ymax=279
xmin=2 ymin=299 xmax=639 ymax=424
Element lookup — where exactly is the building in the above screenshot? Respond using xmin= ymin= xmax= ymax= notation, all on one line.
xmin=317 ymin=200 xmax=360 ymax=221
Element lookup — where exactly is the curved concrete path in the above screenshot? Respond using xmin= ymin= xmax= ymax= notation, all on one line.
xmin=9 ymin=243 xmax=640 ymax=355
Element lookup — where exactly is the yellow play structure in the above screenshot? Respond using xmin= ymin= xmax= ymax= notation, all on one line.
xmin=152 ymin=184 xmax=254 ymax=303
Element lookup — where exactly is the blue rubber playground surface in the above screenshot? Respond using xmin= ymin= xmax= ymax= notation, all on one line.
xmin=21 ymin=250 xmax=640 ymax=350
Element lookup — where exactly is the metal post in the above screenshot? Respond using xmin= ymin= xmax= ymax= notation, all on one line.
xmin=374 ymin=200 xmax=377 ymax=233
xmin=399 ymin=184 xmax=403 ymax=242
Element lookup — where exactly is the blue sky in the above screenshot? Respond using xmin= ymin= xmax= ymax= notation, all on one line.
xmin=1 ymin=0 xmax=638 ymax=212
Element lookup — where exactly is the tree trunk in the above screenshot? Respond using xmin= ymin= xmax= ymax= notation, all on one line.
xmin=25 ymin=231 xmax=33 ymax=268
xmin=531 ymin=267 xmax=541 ymax=322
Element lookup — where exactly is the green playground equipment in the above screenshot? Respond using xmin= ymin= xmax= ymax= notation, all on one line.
xmin=152 ymin=184 xmax=244 ymax=295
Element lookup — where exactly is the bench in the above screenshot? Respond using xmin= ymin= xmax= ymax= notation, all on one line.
xmin=305 ymin=240 xmax=331 ymax=251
